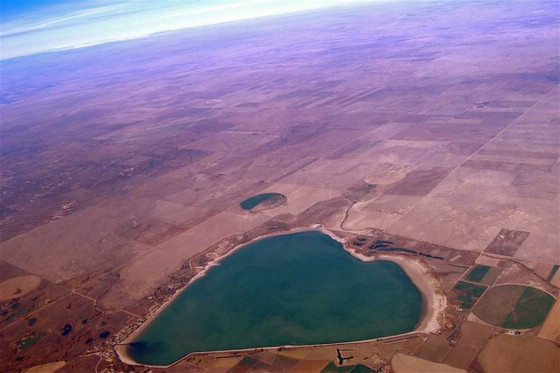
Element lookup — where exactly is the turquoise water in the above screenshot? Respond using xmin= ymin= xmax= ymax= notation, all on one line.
xmin=127 ymin=231 xmax=422 ymax=366
xmin=239 ymin=193 xmax=285 ymax=210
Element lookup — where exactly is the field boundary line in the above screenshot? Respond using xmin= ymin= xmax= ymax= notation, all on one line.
xmin=383 ymin=88 xmax=557 ymax=246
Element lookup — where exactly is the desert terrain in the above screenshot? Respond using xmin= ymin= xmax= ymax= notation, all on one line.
xmin=0 ymin=0 xmax=558 ymax=372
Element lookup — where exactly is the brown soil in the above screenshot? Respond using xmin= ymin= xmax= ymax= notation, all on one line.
xmin=477 ymin=335 xmax=560 ymax=373
xmin=22 ymin=361 xmax=66 ymax=373
xmin=0 ymin=275 xmax=42 ymax=301
xmin=392 ymin=353 xmax=467 ymax=373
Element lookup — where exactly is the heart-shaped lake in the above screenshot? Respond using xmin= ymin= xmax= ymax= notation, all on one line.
xmin=126 ymin=231 xmax=422 ymax=366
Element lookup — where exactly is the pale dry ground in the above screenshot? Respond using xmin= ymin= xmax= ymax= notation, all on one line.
xmin=551 ymin=270 xmax=560 ymax=288
xmin=477 ymin=335 xmax=560 ymax=373
xmin=22 ymin=362 xmax=66 ymax=373
xmin=475 ymin=255 xmax=502 ymax=267
xmin=0 ymin=205 xmax=156 ymax=284
xmin=534 ymin=263 xmax=555 ymax=279
xmin=103 ymin=184 xmax=339 ymax=308
xmin=0 ymin=275 xmax=41 ymax=301
xmin=374 ymin=89 xmax=559 ymax=259
xmin=288 ymin=359 xmax=330 ymax=372
xmin=336 ymin=102 xmax=558 ymax=255
xmin=207 ymin=355 xmax=244 ymax=370
xmin=392 ymin=353 xmax=467 ymax=373
xmin=538 ymin=300 xmax=560 ymax=342
xmin=444 ymin=321 xmax=494 ymax=370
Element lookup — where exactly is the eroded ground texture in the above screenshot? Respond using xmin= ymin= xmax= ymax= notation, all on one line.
xmin=0 ymin=0 xmax=558 ymax=372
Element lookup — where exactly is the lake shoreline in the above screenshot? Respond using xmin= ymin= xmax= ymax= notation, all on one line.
xmin=116 ymin=225 xmax=445 ymax=367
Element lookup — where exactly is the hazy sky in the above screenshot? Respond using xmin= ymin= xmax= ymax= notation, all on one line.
xmin=0 ymin=0 xmax=404 ymax=60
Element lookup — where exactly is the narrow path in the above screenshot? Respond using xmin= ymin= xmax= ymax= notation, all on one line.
xmin=94 ymin=354 xmax=102 ymax=373
xmin=339 ymin=201 xmax=358 ymax=231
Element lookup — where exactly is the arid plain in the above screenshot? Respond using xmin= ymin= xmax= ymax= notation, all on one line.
xmin=1 ymin=0 xmax=559 ymax=372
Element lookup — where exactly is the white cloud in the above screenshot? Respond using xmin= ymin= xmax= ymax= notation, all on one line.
xmin=0 ymin=0 xmax=405 ymax=60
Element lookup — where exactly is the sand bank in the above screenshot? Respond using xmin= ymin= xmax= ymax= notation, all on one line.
xmin=115 ymin=345 xmax=139 ymax=366
xmin=320 ymin=226 xmax=446 ymax=333
xmin=342 ymin=248 xmax=446 ymax=333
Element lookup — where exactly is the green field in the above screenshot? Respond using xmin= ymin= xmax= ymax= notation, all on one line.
xmin=18 ymin=332 xmax=46 ymax=350
xmin=546 ymin=265 xmax=559 ymax=282
xmin=502 ymin=287 xmax=555 ymax=329
xmin=465 ymin=265 xmax=491 ymax=283
xmin=473 ymin=285 xmax=555 ymax=329
xmin=452 ymin=281 xmax=487 ymax=309
xmin=472 ymin=285 xmax=524 ymax=326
